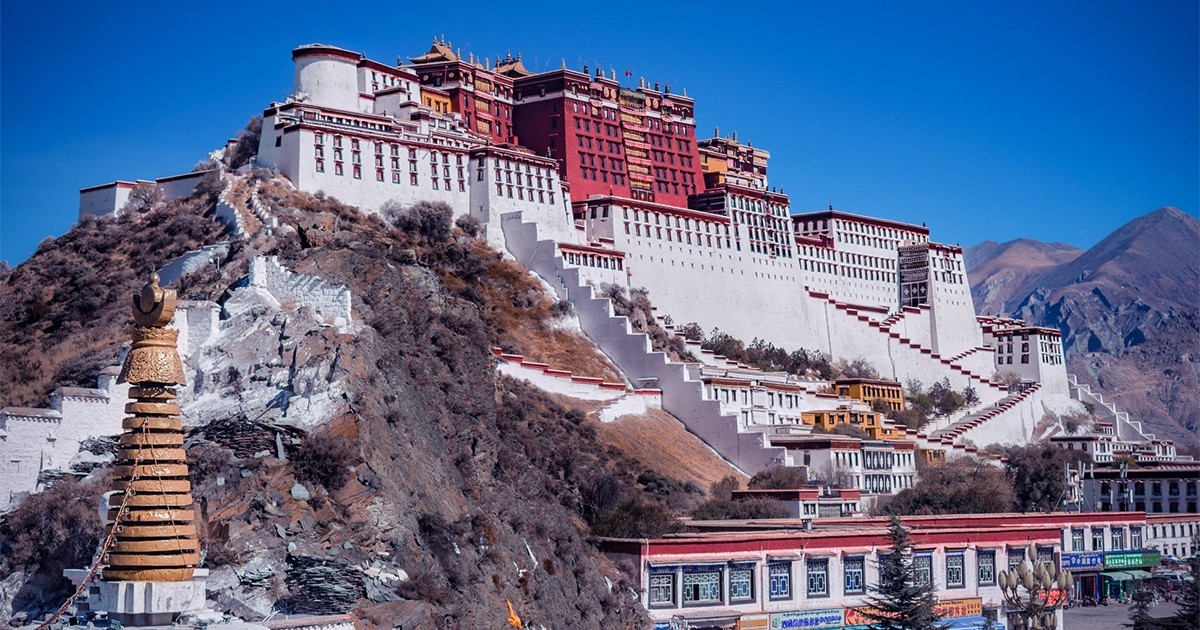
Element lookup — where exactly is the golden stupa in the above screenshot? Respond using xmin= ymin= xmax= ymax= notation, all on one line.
xmin=103 ymin=273 xmax=200 ymax=581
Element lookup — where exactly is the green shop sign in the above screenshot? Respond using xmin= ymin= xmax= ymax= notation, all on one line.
xmin=1104 ymin=551 xmax=1161 ymax=569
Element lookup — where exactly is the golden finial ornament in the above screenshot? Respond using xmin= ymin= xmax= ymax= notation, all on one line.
xmin=105 ymin=272 xmax=199 ymax=582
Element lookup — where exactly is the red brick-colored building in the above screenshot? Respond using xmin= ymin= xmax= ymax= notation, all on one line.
xmin=510 ymin=69 xmax=703 ymax=208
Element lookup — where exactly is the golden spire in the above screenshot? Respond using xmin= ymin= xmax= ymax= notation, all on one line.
xmin=106 ymin=273 xmax=199 ymax=582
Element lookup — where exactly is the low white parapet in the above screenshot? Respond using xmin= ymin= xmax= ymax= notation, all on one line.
xmin=64 ymin=569 xmax=209 ymax=627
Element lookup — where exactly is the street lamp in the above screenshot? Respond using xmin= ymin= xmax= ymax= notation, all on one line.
xmin=997 ymin=543 xmax=1072 ymax=630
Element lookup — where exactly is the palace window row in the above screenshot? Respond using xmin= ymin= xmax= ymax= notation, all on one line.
xmin=563 ymin=251 xmax=623 ymax=271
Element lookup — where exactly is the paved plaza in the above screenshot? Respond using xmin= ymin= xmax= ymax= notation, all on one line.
xmin=1062 ymin=601 xmax=1180 ymax=629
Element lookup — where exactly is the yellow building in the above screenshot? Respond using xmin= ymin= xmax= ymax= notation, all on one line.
xmin=835 ymin=377 xmax=905 ymax=413
xmin=421 ymin=87 xmax=453 ymax=115
xmin=801 ymin=409 xmax=901 ymax=441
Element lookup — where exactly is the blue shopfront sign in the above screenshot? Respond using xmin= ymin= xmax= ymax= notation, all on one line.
xmin=770 ymin=609 xmax=843 ymax=629
xmin=1062 ymin=551 xmax=1104 ymax=570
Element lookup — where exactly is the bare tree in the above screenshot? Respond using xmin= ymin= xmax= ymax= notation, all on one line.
xmin=123 ymin=183 xmax=164 ymax=214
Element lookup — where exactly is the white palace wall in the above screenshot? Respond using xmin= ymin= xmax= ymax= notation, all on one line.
xmin=580 ymin=204 xmax=1003 ymax=400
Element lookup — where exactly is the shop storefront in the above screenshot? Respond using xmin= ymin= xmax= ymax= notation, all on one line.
xmin=1101 ymin=551 xmax=1161 ymax=601
xmin=844 ymin=598 xmax=988 ymax=629
xmin=1061 ymin=551 xmax=1104 ymax=601
xmin=766 ymin=608 xmax=842 ymax=629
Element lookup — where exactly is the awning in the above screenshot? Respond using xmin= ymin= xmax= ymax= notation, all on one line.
xmin=1103 ymin=571 xmax=1134 ymax=581
xmin=942 ymin=617 xmax=990 ymax=630
xmin=1127 ymin=570 xmax=1153 ymax=579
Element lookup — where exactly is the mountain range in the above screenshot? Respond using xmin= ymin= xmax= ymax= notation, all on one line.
xmin=965 ymin=207 xmax=1200 ymax=448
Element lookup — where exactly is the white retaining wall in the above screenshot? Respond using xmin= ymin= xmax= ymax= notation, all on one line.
xmin=246 ymin=256 xmax=352 ymax=326
xmin=157 ymin=244 xmax=230 ymax=286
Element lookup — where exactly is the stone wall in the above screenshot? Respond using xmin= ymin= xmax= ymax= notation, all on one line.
xmin=157 ymin=244 xmax=231 ymax=286
xmin=246 ymin=256 xmax=352 ymax=326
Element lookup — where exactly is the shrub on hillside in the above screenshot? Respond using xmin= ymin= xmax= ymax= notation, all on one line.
xmin=637 ymin=470 xmax=704 ymax=511
xmin=600 ymin=285 xmax=694 ymax=362
xmin=688 ymin=326 xmax=835 ymax=379
xmin=224 ymin=116 xmax=262 ymax=170
xmin=122 ymin=183 xmax=165 ymax=214
xmin=837 ymin=357 xmax=880 ymax=379
xmin=589 ymin=499 xmax=681 ymax=538
xmin=709 ymin=475 xmax=741 ymax=501
xmin=290 ymin=431 xmax=355 ymax=492
xmin=748 ymin=465 xmax=807 ymax=489
xmin=817 ymin=423 xmax=871 ymax=440
xmin=385 ymin=200 xmax=454 ymax=245
xmin=454 ymin=214 xmax=482 ymax=238
xmin=0 ymin=189 xmax=226 ymax=408
xmin=691 ymin=497 xmax=790 ymax=520
xmin=1 ymin=476 xmax=106 ymax=592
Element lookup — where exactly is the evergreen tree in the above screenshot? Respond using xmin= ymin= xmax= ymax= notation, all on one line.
xmin=1175 ymin=548 xmax=1200 ymax=629
xmin=1128 ymin=583 xmax=1157 ymax=630
xmin=862 ymin=516 xmax=945 ymax=630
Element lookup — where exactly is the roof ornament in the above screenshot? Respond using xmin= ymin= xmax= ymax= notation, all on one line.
xmin=583 ymin=63 xmax=589 ymax=74
xmin=654 ymin=81 xmax=660 ymax=90
xmin=561 ymin=58 xmax=566 ymax=69
xmin=714 ymin=126 xmax=719 ymax=137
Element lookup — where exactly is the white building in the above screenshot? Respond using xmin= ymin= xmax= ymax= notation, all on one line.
xmin=1145 ymin=514 xmax=1200 ymax=560
xmin=1077 ymin=464 xmax=1200 ymax=514
xmin=0 ymin=369 xmax=127 ymax=511
xmin=78 ymin=170 xmax=214 ymax=219
xmin=599 ymin=512 xmax=1126 ymax=629
xmin=768 ymin=435 xmax=917 ymax=495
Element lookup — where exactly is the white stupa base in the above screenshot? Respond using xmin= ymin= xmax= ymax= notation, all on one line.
xmin=63 ymin=569 xmax=209 ymax=627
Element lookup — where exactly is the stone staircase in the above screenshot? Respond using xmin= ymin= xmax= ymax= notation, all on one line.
xmin=1067 ymin=373 xmax=1154 ymax=442
xmin=872 ymin=414 xmax=1006 ymax=464
xmin=930 ymin=384 xmax=1042 ymax=443
xmin=501 ymin=211 xmax=786 ymax=474
xmin=803 ymin=289 xmax=1007 ymax=399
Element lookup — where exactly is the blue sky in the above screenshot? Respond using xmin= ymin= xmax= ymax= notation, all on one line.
xmin=2 ymin=1 xmax=1196 ymax=264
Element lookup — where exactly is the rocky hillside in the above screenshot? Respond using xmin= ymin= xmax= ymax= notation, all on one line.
xmin=964 ymin=239 xmax=1083 ymax=316
xmin=0 ymin=173 xmax=702 ymax=627
xmin=966 ymin=207 xmax=1200 ymax=447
